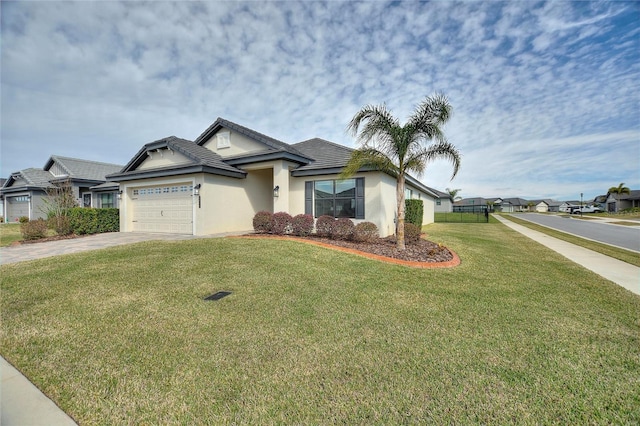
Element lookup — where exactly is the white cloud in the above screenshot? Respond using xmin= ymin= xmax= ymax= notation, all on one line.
xmin=1 ymin=1 xmax=638 ymax=201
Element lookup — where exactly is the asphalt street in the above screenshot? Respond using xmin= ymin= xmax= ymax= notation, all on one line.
xmin=517 ymin=213 xmax=640 ymax=252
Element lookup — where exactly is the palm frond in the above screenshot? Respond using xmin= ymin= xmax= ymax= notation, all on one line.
xmin=412 ymin=140 xmax=461 ymax=180
xmin=339 ymin=148 xmax=398 ymax=179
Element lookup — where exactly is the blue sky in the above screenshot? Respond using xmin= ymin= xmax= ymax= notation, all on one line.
xmin=2 ymin=1 xmax=638 ymax=201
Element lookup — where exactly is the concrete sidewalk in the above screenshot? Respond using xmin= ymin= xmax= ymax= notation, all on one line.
xmin=1 ymin=357 xmax=77 ymax=425
xmin=494 ymin=215 xmax=640 ymax=296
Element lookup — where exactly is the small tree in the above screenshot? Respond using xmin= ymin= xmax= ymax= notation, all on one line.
xmin=41 ymin=179 xmax=77 ymax=235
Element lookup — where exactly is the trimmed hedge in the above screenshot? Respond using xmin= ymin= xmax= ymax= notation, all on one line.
xmin=332 ymin=218 xmax=354 ymax=240
xmin=315 ymin=215 xmax=335 ymax=238
xmin=405 ymin=199 xmax=424 ymax=227
xmin=271 ymin=212 xmax=293 ymax=235
xmin=253 ymin=211 xmax=273 ymax=234
xmin=353 ymin=222 xmax=379 ymax=243
xmin=404 ymin=222 xmax=422 ymax=244
xmin=68 ymin=208 xmax=119 ymax=235
xmin=292 ymin=214 xmax=314 ymax=237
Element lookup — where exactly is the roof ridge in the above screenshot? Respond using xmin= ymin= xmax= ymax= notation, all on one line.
xmin=49 ymin=154 xmax=123 ymax=168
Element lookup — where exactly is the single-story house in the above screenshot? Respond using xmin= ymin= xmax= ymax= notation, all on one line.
xmin=605 ymin=190 xmax=640 ymax=212
xmin=107 ymin=117 xmax=440 ymax=237
xmin=1 ymin=156 xmax=122 ymax=222
xmin=429 ymin=188 xmax=454 ymax=213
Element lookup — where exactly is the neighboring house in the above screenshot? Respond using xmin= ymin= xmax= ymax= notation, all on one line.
xmin=1 ymin=156 xmax=123 ymax=222
xmin=606 ymin=190 xmax=640 ymax=212
xmin=107 ymin=117 xmax=439 ymax=237
xmin=429 ymin=188 xmax=454 ymax=213
xmin=453 ymin=197 xmax=489 ymax=212
xmin=528 ymin=200 xmax=550 ymax=213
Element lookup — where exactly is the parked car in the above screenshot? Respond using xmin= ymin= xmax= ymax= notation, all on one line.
xmin=572 ymin=205 xmax=603 ymax=214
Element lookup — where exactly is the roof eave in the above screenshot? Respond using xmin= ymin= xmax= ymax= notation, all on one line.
xmin=107 ymin=164 xmax=247 ymax=182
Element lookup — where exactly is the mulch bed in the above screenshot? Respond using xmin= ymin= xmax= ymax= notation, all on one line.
xmin=249 ymin=234 xmax=454 ymax=263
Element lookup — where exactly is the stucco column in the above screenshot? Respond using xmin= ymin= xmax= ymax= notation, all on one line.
xmin=273 ymin=161 xmax=290 ymax=213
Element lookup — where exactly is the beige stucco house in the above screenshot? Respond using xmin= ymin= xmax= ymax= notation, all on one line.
xmin=108 ymin=118 xmax=438 ymax=236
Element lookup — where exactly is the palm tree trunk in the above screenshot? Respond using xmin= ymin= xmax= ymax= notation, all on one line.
xmin=396 ymin=174 xmax=406 ymax=250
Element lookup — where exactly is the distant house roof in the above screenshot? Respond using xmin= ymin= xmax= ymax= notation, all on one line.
xmin=427 ymin=187 xmax=453 ymax=200
xmin=619 ymin=190 xmax=640 ymax=200
xmin=44 ymin=156 xmax=122 ymax=182
xmin=1 ymin=156 xmax=123 ymax=195
xmin=454 ymin=197 xmax=488 ymax=206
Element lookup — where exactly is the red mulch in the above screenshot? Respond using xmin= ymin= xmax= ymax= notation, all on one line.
xmin=253 ymin=234 xmax=454 ymax=263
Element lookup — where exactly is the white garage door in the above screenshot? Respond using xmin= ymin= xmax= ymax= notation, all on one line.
xmin=130 ymin=184 xmax=194 ymax=234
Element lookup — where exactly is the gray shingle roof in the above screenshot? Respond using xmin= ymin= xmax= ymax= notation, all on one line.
xmin=291 ymin=138 xmax=355 ymax=172
xmin=13 ymin=168 xmax=55 ymax=188
xmin=109 ymin=136 xmax=247 ymax=180
xmin=45 ymin=156 xmax=123 ymax=181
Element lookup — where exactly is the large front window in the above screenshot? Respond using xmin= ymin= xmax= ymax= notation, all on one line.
xmin=306 ymin=178 xmax=364 ymax=219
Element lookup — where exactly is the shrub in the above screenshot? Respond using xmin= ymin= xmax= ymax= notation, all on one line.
xmin=68 ymin=208 xmax=119 ymax=235
xmin=253 ymin=211 xmax=273 ymax=234
xmin=20 ymin=218 xmax=48 ymax=240
xmin=96 ymin=208 xmax=120 ymax=233
xmin=404 ymin=222 xmax=422 ymax=244
xmin=353 ymin=222 xmax=379 ymax=243
xmin=18 ymin=216 xmax=29 ymax=224
xmin=48 ymin=214 xmax=73 ymax=236
xmin=315 ymin=215 xmax=335 ymax=238
xmin=332 ymin=217 xmax=354 ymax=240
xmin=405 ymin=199 xmax=424 ymax=227
xmin=271 ymin=212 xmax=293 ymax=235
xmin=291 ymin=214 xmax=314 ymax=237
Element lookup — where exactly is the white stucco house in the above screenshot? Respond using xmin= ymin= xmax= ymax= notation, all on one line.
xmin=107 ymin=118 xmax=439 ymax=237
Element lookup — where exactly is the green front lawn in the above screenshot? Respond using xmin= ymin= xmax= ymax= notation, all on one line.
xmin=1 ymin=224 xmax=639 ymax=424
xmin=0 ymin=223 xmax=24 ymax=247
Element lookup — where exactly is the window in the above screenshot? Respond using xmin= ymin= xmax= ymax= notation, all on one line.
xmin=83 ymin=194 xmax=91 ymax=208
xmin=305 ymin=178 xmax=364 ymax=219
xmin=100 ymin=193 xmax=114 ymax=208
xmin=436 ymin=200 xmax=441 ymax=206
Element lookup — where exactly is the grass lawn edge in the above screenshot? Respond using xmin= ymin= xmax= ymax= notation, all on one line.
xmin=232 ymin=235 xmax=461 ymax=268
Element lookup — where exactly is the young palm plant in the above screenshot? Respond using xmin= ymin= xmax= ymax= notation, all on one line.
xmin=341 ymin=93 xmax=461 ymax=250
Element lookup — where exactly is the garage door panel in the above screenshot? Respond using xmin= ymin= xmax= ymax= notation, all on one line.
xmin=130 ymin=184 xmax=193 ymax=234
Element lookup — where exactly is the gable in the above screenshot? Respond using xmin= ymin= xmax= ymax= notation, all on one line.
xmin=137 ymin=148 xmax=192 ymax=170
xmin=200 ymin=127 xmax=271 ymax=157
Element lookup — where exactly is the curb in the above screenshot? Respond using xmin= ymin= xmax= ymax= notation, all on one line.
xmin=231 ymin=235 xmax=461 ymax=269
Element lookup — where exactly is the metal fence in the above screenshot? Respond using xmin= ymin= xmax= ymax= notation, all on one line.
xmin=435 ymin=210 xmax=490 ymax=223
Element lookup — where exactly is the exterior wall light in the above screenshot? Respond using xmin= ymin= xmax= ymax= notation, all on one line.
xmin=273 ymin=185 xmax=279 ymax=198
xmin=194 ymin=184 xmax=202 ymax=208
xmin=117 ymin=190 xmax=123 ymax=200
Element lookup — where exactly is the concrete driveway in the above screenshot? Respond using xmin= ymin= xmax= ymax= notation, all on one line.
xmin=0 ymin=231 xmax=246 ymax=265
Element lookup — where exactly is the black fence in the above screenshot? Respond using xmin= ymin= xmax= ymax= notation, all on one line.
xmin=435 ymin=209 xmax=491 ymax=223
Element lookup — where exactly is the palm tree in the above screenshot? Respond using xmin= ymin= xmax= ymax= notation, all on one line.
xmin=608 ymin=182 xmax=630 ymax=196
xmin=341 ymin=93 xmax=461 ymax=250
xmin=608 ymin=183 xmax=630 ymax=212
xmin=446 ymin=187 xmax=462 ymax=201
